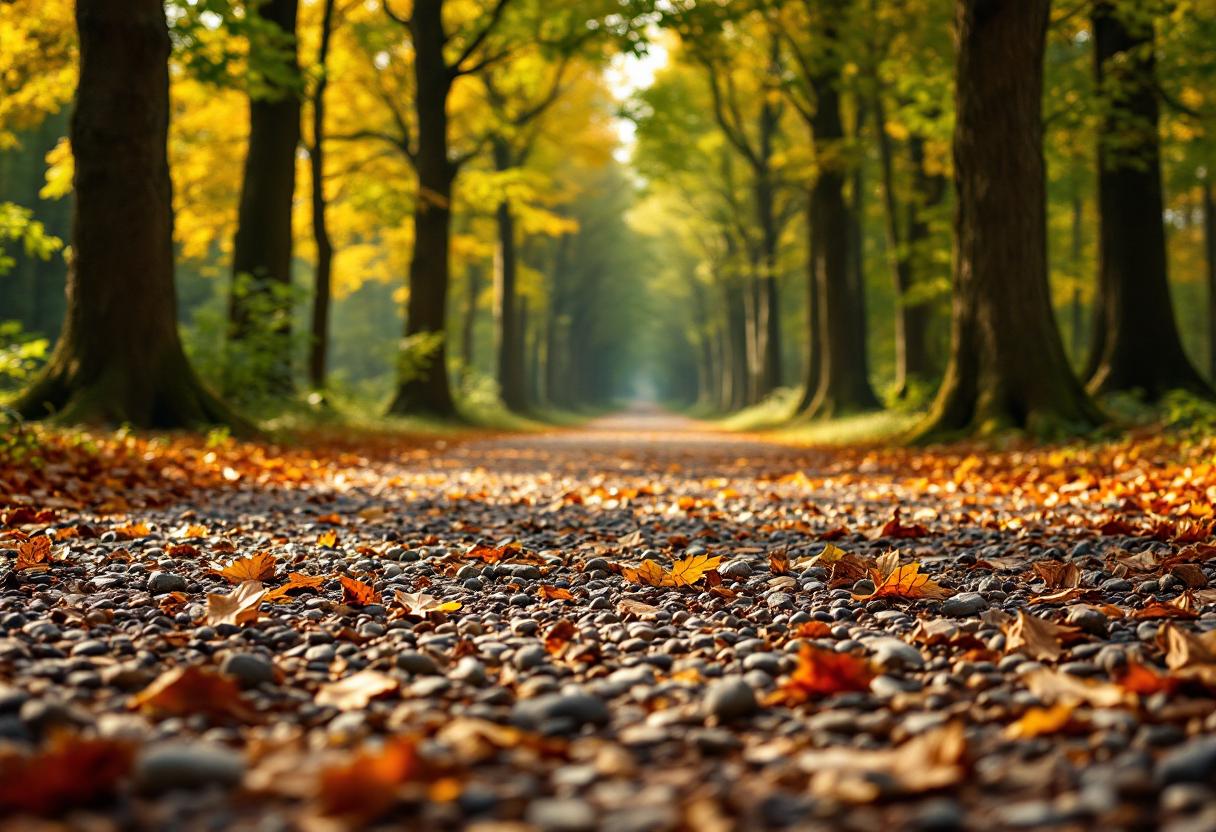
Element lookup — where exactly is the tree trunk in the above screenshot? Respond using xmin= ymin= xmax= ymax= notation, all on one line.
xmin=796 ymin=178 xmax=820 ymax=414
xmin=308 ymin=0 xmax=336 ymax=390
xmin=726 ymin=280 xmax=750 ymax=411
xmin=802 ymin=64 xmax=879 ymax=419
xmin=461 ymin=260 xmax=482 ymax=379
xmin=912 ymin=0 xmax=1102 ymax=440
xmin=229 ymin=0 xmax=301 ymax=392
xmin=388 ymin=0 xmax=458 ymax=418
xmin=1070 ymin=195 xmax=1084 ymax=365
xmin=1207 ymin=181 xmax=1216 ymax=381
xmin=493 ymin=142 xmax=527 ymax=412
xmin=15 ymin=0 xmax=241 ymax=430
xmin=1085 ymin=2 xmax=1209 ymax=398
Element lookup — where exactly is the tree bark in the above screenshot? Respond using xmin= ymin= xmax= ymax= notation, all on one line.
xmin=493 ymin=140 xmax=528 ymax=412
xmin=387 ymin=0 xmax=458 ymax=418
xmin=726 ymin=280 xmax=750 ymax=412
xmin=1085 ymin=2 xmax=1209 ymax=398
xmin=1206 ymin=180 xmax=1216 ymax=381
xmin=15 ymin=0 xmax=241 ymax=430
xmin=461 ymin=260 xmax=483 ymax=380
xmin=308 ymin=0 xmax=337 ymax=390
xmin=802 ymin=62 xmax=879 ymax=419
xmin=229 ymin=0 xmax=301 ymax=392
xmin=912 ymin=0 xmax=1102 ymax=440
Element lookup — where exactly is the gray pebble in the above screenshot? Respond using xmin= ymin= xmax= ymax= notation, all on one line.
xmin=135 ymin=742 xmax=245 ymax=794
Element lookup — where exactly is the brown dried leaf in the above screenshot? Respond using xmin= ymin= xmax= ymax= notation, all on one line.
xmin=1002 ymin=610 xmax=1082 ymax=662
xmin=621 ymin=559 xmax=668 ymax=587
xmin=0 ymin=734 xmax=134 ymax=814
xmin=206 ymin=580 xmax=267 ymax=627
xmin=130 ymin=665 xmax=259 ymax=722
xmin=769 ymin=549 xmax=790 ymax=576
xmin=341 ymin=576 xmax=381 ymax=606
xmin=1033 ymin=560 xmax=1080 ymax=590
xmin=210 ymin=551 xmax=277 ymax=584
xmin=393 ymin=589 xmax=461 ymax=616
xmin=537 ymin=584 xmax=574 ymax=601
xmin=1021 ymin=668 xmax=1133 ymax=708
xmin=317 ymin=737 xmax=417 ymax=823
xmin=853 ymin=563 xmax=951 ymax=602
xmin=315 ymin=670 xmax=400 ymax=711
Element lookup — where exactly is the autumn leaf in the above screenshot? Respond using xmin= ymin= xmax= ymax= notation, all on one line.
xmin=341 ymin=576 xmax=381 ymax=606
xmin=766 ymin=643 xmax=875 ymax=704
xmin=852 ymin=562 xmax=951 ymax=601
xmin=1098 ymin=518 xmax=1139 ymax=536
xmin=791 ymin=620 xmax=833 ymax=639
xmin=1133 ymin=592 xmax=1199 ymax=620
xmin=1033 ymin=560 xmax=1080 ymax=590
xmin=1001 ymin=610 xmax=1082 ymax=662
xmin=544 ymin=619 xmax=577 ymax=654
xmin=316 ymin=513 xmax=344 ymax=525
xmin=1004 ymin=704 xmax=1077 ymax=739
xmin=621 ymin=559 xmax=668 ymax=587
xmin=875 ymin=549 xmax=900 ymax=580
xmin=0 ymin=734 xmax=134 ymax=814
xmin=875 ymin=507 xmax=929 ymax=539
xmin=317 ymin=530 xmax=338 ymax=548
xmin=537 ymin=584 xmax=574 ymax=601
xmin=1116 ymin=658 xmax=1179 ymax=696
xmin=315 ymin=670 xmax=400 ymax=711
xmin=617 ymin=599 xmax=662 ymax=618
xmin=264 ymin=572 xmax=326 ymax=603
xmin=15 ymin=536 xmax=55 ymax=571
xmin=801 ymin=723 xmax=967 ymax=801
xmin=317 ymin=737 xmax=417 ymax=823
xmin=112 ymin=522 xmax=151 ymax=540
xmin=1021 ymin=668 xmax=1133 ymax=708
xmin=769 ymin=549 xmax=790 ymax=575
xmin=667 ymin=553 xmax=722 ymax=587
xmin=393 ymin=589 xmax=461 ymax=616
xmin=130 ymin=666 xmax=259 ymax=722
xmin=206 ymin=580 xmax=267 ymax=627
xmin=210 ymin=551 xmax=277 ymax=584
xmin=465 ymin=543 xmax=516 ymax=563
xmin=165 ymin=542 xmax=202 ymax=558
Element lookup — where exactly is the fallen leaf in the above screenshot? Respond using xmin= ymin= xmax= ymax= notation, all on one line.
xmin=617 ymin=599 xmax=662 ymax=618
xmin=544 ymin=619 xmax=577 ymax=654
xmin=210 ymin=551 xmax=277 ymax=584
xmin=1133 ymin=592 xmax=1199 ymax=620
xmin=1158 ymin=622 xmax=1216 ymax=670
xmin=799 ymin=723 xmax=966 ymax=802
xmin=1002 ymin=610 xmax=1082 ymax=662
xmin=465 ymin=543 xmax=515 ymax=564
xmin=317 ymin=737 xmax=417 ymax=823
xmin=853 ymin=563 xmax=951 ymax=601
xmin=537 ymin=584 xmax=574 ymax=601
xmin=15 ymin=536 xmax=54 ymax=570
xmin=1117 ymin=658 xmax=1179 ymax=696
xmin=341 ymin=576 xmax=381 ymax=606
xmin=766 ymin=643 xmax=875 ymax=704
xmin=621 ymin=559 xmax=668 ymax=587
xmin=315 ymin=670 xmax=400 ymax=711
xmin=130 ymin=665 xmax=259 ymax=722
xmin=667 ymin=553 xmax=722 ymax=587
xmin=317 ymin=530 xmax=338 ymax=548
xmin=875 ymin=507 xmax=930 ymax=539
xmin=769 ymin=549 xmax=790 ymax=575
xmin=1021 ymin=668 xmax=1133 ymax=708
xmin=791 ymin=620 xmax=833 ymax=639
xmin=206 ymin=580 xmax=267 ymax=627
xmin=1033 ymin=560 xmax=1081 ymax=590
xmin=394 ymin=589 xmax=460 ymax=616
xmin=264 ymin=572 xmax=327 ymax=602
xmin=0 ymin=734 xmax=134 ymax=814
xmin=1004 ymin=703 xmax=1077 ymax=739
xmin=875 ymin=550 xmax=901 ymax=580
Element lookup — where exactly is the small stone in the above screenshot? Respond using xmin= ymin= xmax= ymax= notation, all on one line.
xmin=134 ymin=742 xmax=245 ymax=794
xmin=719 ymin=560 xmax=753 ymax=580
xmin=941 ymin=593 xmax=988 ymax=617
xmin=449 ymin=657 xmax=487 ymax=686
xmin=147 ymin=571 xmax=188 ymax=594
xmin=396 ymin=651 xmax=442 ymax=675
xmin=912 ymin=798 xmax=965 ymax=831
xmin=525 ymin=798 xmax=597 ymax=832
xmin=1157 ymin=738 xmax=1216 ymax=787
xmin=220 ymin=652 xmax=275 ymax=689
xmin=514 ymin=645 xmax=548 ymax=671
xmin=870 ymin=637 xmax=925 ymax=671
xmin=705 ymin=676 xmax=757 ymax=721
xmin=510 ymin=691 xmax=610 ymax=733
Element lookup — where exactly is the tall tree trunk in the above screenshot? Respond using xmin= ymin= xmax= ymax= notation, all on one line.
xmin=802 ymin=64 xmax=879 ymax=419
xmin=1206 ymin=180 xmax=1216 ymax=381
xmin=493 ymin=142 xmax=527 ymax=412
xmin=307 ymin=0 xmax=337 ymax=390
xmin=912 ymin=0 xmax=1102 ymax=440
xmin=1070 ymin=195 xmax=1084 ymax=365
xmin=388 ymin=0 xmax=458 ymax=418
xmin=726 ymin=280 xmax=750 ymax=411
xmin=229 ymin=0 xmax=301 ymax=392
xmin=796 ymin=178 xmax=821 ymax=414
xmin=904 ymin=135 xmax=938 ymax=380
xmin=15 ymin=0 xmax=240 ymax=429
xmin=1085 ymin=2 xmax=1209 ymax=398
xmin=461 ymin=260 xmax=482 ymax=380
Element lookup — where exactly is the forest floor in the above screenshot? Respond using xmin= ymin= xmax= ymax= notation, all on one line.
xmin=3 ymin=405 xmax=1216 ymax=830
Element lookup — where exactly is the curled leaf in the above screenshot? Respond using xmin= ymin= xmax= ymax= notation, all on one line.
xmin=206 ymin=580 xmax=267 ymax=627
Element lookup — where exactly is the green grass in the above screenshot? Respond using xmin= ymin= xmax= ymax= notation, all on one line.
xmin=774 ymin=409 xmax=923 ymax=446
xmin=717 ymin=387 xmax=802 ymax=432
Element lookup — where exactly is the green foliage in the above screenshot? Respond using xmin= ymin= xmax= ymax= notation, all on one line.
xmin=182 ymin=273 xmax=310 ymax=407
xmin=165 ymin=0 xmax=301 ymax=99
xmin=0 ymin=201 xmax=62 ymax=277
xmin=0 ymin=320 xmax=48 ymax=389
xmin=396 ymin=331 xmax=446 ymax=388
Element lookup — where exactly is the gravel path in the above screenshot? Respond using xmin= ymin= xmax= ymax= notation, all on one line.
xmin=2 ymin=406 xmax=1215 ymax=831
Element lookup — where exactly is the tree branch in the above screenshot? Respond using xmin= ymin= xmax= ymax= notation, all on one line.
xmin=449 ymin=0 xmax=515 ymax=77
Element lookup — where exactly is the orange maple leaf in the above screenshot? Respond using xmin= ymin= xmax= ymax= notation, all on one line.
xmin=767 ymin=644 xmax=875 ymax=704
xmin=341 ymin=576 xmax=381 ymax=606
xmin=853 ymin=562 xmax=952 ymax=601
xmin=210 ymin=552 xmax=278 ymax=584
